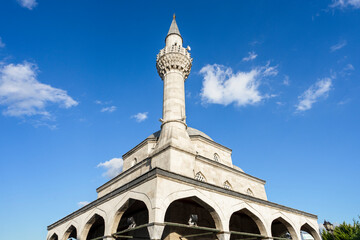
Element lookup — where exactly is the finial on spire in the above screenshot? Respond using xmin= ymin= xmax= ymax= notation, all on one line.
xmin=167 ymin=14 xmax=181 ymax=38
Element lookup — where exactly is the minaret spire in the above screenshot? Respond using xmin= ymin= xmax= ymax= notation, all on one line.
xmin=153 ymin=15 xmax=193 ymax=154
xmin=167 ymin=14 xmax=181 ymax=38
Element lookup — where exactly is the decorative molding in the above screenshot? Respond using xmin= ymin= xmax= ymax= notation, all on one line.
xmin=156 ymin=45 xmax=192 ymax=80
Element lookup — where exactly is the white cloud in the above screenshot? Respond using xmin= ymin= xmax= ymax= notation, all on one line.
xmin=283 ymin=75 xmax=290 ymax=86
xmin=97 ymin=158 xmax=123 ymax=178
xmin=199 ymin=63 xmax=278 ymax=107
xmin=0 ymin=37 xmax=5 ymax=48
xmin=78 ymin=201 xmax=90 ymax=207
xmin=330 ymin=0 xmax=360 ymax=8
xmin=94 ymin=100 xmax=102 ymax=105
xmin=0 ymin=62 xmax=78 ymax=117
xmin=338 ymin=98 xmax=350 ymax=105
xmin=344 ymin=63 xmax=354 ymax=71
xmin=101 ymin=106 xmax=116 ymax=113
xmin=330 ymin=40 xmax=347 ymax=52
xmin=242 ymin=51 xmax=257 ymax=62
xmin=132 ymin=112 xmax=148 ymax=122
xmin=296 ymin=78 xmax=332 ymax=112
xmin=17 ymin=0 xmax=37 ymax=10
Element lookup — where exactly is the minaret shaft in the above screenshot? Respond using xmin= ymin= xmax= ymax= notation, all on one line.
xmin=153 ymin=15 xmax=193 ymax=153
xmin=162 ymin=71 xmax=186 ymax=123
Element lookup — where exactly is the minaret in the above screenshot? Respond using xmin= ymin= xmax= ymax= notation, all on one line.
xmin=154 ymin=15 xmax=194 ymax=153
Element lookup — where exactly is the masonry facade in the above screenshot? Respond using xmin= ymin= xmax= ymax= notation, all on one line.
xmin=47 ymin=16 xmax=321 ymax=240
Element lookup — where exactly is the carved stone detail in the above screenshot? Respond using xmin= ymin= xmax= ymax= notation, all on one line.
xmin=156 ymin=44 xmax=193 ymax=80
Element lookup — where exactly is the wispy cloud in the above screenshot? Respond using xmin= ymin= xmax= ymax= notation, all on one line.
xmin=283 ymin=75 xmax=290 ymax=86
xmin=0 ymin=62 xmax=78 ymax=117
xmin=132 ymin=112 xmax=148 ymax=122
xmin=242 ymin=51 xmax=258 ymax=62
xmin=296 ymin=78 xmax=332 ymax=112
xmin=330 ymin=40 xmax=347 ymax=52
xmin=330 ymin=0 xmax=360 ymax=9
xmin=338 ymin=98 xmax=350 ymax=105
xmin=78 ymin=201 xmax=90 ymax=207
xmin=199 ymin=63 xmax=278 ymax=107
xmin=97 ymin=158 xmax=123 ymax=178
xmin=0 ymin=37 xmax=5 ymax=48
xmin=101 ymin=106 xmax=116 ymax=113
xmin=344 ymin=63 xmax=354 ymax=71
xmin=17 ymin=0 xmax=37 ymax=10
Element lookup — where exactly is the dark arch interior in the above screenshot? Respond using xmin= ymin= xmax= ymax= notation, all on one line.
xmin=229 ymin=210 xmax=261 ymax=239
xmin=67 ymin=226 xmax=77 ymax=239
xmin=161 ymin=197 xmax=217 ymax=240
xmin=301 ymin=224 xmax=315 ymax=240
xmin=116 ymin=200 xmax=149 ymax=240
xmin=272 ymin=219 xmax=292 ymax=239
xmin=86 ymin=215 xmax=105 ymax=240
xmin=50 ymin=233 xmax=58 ymax=240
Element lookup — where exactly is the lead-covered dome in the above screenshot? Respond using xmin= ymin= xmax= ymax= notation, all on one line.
xmin=148 ymin=127 xmax=213 ymax=141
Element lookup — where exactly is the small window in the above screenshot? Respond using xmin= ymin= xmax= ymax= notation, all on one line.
xmin=214 ymin=153 xmax=220 ymax=162
xmin=131 ymin=158 xmax=137 ymax=167
xmin=224 ymin=181 xmax=232 ymax=190
xmin=195 ymin=172 xmax=206 ymax=182
xmin=247 ymin=188 xmax=254 ymax=196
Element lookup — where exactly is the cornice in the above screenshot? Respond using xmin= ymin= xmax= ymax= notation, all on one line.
xmin=48 ymin=168 xmax=317 ymax=230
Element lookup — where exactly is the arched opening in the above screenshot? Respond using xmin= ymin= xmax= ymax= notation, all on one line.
xmin=229 ymin=209 xmax=264 ymax=239
xmin=63 ymin=225 xmax=77 ymax=240
xmin=114 ymin=199 xmax=149 ymax=239
xmin=49 ymin=233 xmax=58 ymax=240
xmin=301 ymin=223 xmax=319 ymax=240
xmin=86 ymin=214 xmax=105 ymax=240
xmin=161 ymin=197 xmax=219 ymax=240
xmin=271 ymin=218 xmax=294 ymax=239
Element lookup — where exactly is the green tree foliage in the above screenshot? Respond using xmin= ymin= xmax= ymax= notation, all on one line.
xmin=322 ymin=217 xmax=360 ymax=240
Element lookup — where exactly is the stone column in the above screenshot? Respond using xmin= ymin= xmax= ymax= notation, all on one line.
xmin=217 ymin=232 xmax=231 ymax=240
xmin=147 ymin=224 xmax=165 ymax=240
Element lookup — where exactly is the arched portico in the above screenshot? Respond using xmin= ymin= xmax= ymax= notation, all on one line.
xmin=62 ymin=224 xmax=77 ymax=240
xmin=49 ymin=233 xmax=58 ymax=240
xmin=80 ymin=213 xmax=106 ymax=240
xmin=159 ymin=189 xmax=226 ymax=231
xmin=228 ymin=207 xmax=268 ymax=239
xmin=109 ymin=191 xmax=153 ymax=234
xmin=271 ymin=215 xmax=298 ymax=240
xmin=301 ymin=223 xmax=321 ymax=240
xmin=111 ymin=199 xmax=150 ymax=239
xmin=161 ymin=196 xmax=221 ymax=240
xmin=228 ymin=203 xmax=268 ymax=236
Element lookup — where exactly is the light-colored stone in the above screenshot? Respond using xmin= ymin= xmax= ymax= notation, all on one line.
xmin=47 ymin=16 xmax=320 ymax=240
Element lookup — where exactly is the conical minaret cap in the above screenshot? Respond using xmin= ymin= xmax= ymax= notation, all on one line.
xmin=167 ymin=14 xmax=181 ymax=37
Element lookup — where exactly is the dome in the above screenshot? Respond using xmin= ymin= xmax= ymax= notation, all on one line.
xmin=147 ymin=127 xmax=213 ymax=141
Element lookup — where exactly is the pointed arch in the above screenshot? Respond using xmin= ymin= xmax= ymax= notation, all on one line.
xmin=109 ymin=191 xmax=153 ymax=234
xmin=271 ymin=213 xmax=298 ymax=240
xmin=301 ymin=222 xmax=321 ymax=240
xmin=80 ymin=210 xmax=107 ymax=240
xmin=62 ymin=224 xmax=77 ymax=240
xmin=49 ymin=233 xmax=58 ymax=240
xmin=159 ymin=188 xmax=226 ymax=231
xmin=228 ymin=202 xmax=268 ymax=236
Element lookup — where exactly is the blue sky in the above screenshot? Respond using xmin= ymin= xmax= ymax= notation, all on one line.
xmin=0 ymin=0 xmax=359 ymax=239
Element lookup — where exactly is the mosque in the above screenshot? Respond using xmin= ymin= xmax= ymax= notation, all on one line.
xmin=47 ymin=16 xmax=321 ymax=240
